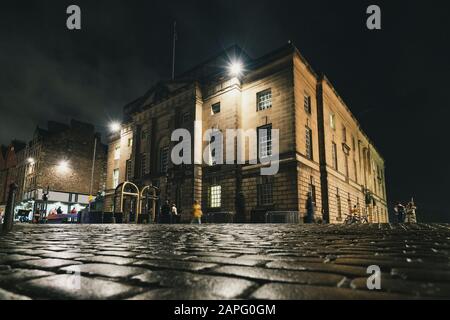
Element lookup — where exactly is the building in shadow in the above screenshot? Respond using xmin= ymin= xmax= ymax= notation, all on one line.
xmin=2 ymin=119 xmax=107 ymax=220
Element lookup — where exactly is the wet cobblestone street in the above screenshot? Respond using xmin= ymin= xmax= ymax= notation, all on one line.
xmin=1 ymin=223 xmax=450 ymax=300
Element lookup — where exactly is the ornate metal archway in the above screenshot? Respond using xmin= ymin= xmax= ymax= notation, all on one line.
xmin=138 ymin=185 xmax=159 ymax=224
xmin=112 ymin=182 xmax=159 ymax=224
xmin=113 ymin=182 xmax=139 ymax=223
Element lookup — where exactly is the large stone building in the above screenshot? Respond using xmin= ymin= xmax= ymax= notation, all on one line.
xmin=5 ymin=120 xmax=108 ymax=217
xmin=105 ymin=44 xmax=388 ymax=223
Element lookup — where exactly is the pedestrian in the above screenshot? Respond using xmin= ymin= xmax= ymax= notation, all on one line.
xmin=405 ymin=199 xmax=417 ymax=223
xmin=191 ymin=200 xmax=203 ymax=224
xmin=161 ymin=200 xmax=171 ymax=224
xmin=305 ymin=193 xmax=315 ymax=223
xmin=394 ymin=202 xmax=405 ymax=223
xmin=33 ymin=209 xmax=40 ymax=224
xmin=57 ymin=206 xmax=63 ymax=215
xmin=171 ymin=203 xmax=178 ymax=224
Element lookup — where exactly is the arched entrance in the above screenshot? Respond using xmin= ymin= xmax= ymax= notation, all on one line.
xmin=138 ymin=185 xmax=159 ymax=224
xmin=113 ymin=182 xmax=139 ymax=223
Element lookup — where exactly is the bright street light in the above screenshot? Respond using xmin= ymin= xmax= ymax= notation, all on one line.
xmin=57 ymin=160 xmax=70 ymax=172
xmin=110 ymin=122 xmax=121 ymax=133
xmin=27 ymin=157 xmax=35 ymax=164
xmin=229 ymin=61 xmax=243 ymax=76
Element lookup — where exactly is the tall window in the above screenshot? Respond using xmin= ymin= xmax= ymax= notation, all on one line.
xmin=112 ymin=169 xmax=119 ymax=189
xmin=353 ymin=159 xmax=358 ymax=182
xmin=209 ymin=185 xmax=222 ymax=208
xmin=330 ymin=114 xmax=336 ymax=130
xmin=211 ymin=102 xmax=221 ymax=115
xmin=141 ymin=153 xmax=148 ymax=176
xmin=114 ymin=145 xmax=121 ymax=160
xmin=128 ymin=138 xmax=133 ymax=148
xmin=337 ymin=189 xmax=342 ymax=220
xmin=257 ymin=89 xmax=272 ymax=111
xmin=331 ymin=142 xmax=338 ymax=170
xmin=160 ymin=146 xmax=169 ymax=173
xmin=308 ymin=176 xmax=316 ymax=204
xmin=258 ymin=125 xmax=272 ymax=159
xmin=257 ymin=177 xmax=273 ymax=206
xmin=342 ymin=126 xmax=347 ymax=143
xmin=209 ymin=135 xmax=217 ymax=166
xmin=345 ymin=155 xmax=349 ymax=178
xmin=305 ymin=126 xmax=313 ymax=160
xmin=182 ymin=112 xmax=191 ymax=123
xmin=125 ymin=160 xmax=132 ymax=181
xmin=304 ymin=94 xmax=312 ymax=114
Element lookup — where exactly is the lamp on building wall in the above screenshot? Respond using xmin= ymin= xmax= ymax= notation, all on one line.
xmin=110 ymin=122 xmax=121 ymax=133
xmin=57 ymin=160 xmax=70 ymax=173
xmin=27 ymin=158 xmax=35 ymax=164
xmin=229 ymin=61 xmax=243 ymax=76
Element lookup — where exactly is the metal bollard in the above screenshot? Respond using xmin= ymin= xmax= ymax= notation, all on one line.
xmin=2 ymin=183 xmax=18 ymax=234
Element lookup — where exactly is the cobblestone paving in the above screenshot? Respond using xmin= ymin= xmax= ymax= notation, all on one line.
xmin=1 ymin=223 xmax=450 ymax=300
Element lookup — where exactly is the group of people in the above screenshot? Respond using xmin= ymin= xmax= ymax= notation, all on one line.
xmin=158 ymin=200 xmax=203 ymax=224
xmin=394 ymin=200 xmax=417 ymax=223
xmin=32 ymin=206 xmax=79 ymax=224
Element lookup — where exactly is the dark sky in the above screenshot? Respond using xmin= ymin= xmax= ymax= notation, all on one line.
xmin=1 ymin=1 xmax=449 ymax=222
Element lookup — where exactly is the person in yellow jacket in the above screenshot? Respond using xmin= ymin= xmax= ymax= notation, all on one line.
xmin=191 ymin=200 xmax=203 ymax=224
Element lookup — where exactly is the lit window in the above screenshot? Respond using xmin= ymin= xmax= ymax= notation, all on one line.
xmin=304 ymin=95 xmax=311 ymax=114
xmin=113 ymin=169 xmax=119 ymax=189
xmin=209 ymin=185 xmax=222 ymax=208
xmin=258 ymin=125 xmax=272 ymax=159
xmin=160 ymin=146 xmax=169 ymax=173
xmin=330 ymin=114 xmax=336 ymax=130
xmin=211 ymin=102 xmax=221 ymax=115
xmin=305 ymin=126 xmax=313 ymax=160
xmin=257 ymin=89 xmax=272 ymax=111
xmin=332 ymin=142 xmax=338 ymax=170
xmin=128 ymin=138 xmax=133 ymax=147
xmin=114 ymin=145 xmax=121 ymax=160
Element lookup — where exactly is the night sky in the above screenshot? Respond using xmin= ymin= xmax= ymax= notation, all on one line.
xmin=1 ymin=1 xmax=449 ymax=222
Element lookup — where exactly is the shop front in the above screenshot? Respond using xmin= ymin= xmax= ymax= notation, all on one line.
xmin=18 ymin=189 xmax=90 ymax=223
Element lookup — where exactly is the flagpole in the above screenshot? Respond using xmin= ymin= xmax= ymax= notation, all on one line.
xmin=172 ymin=21 xmax=177 ymax=81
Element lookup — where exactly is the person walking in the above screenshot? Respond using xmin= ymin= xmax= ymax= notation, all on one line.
xmin=305 ymin=193 xmax=315 ymax=223
xmin=191 ymin=200 xmax=203 ymax=224
xmin=161 ymin=200 xmax=171 ymax=224
xmin=171 ymin=203 xmax=179 ymax=224
xmin=394 ymin=202 xmax=406 ymax=223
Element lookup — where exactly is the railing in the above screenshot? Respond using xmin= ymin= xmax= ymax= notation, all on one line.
xmin=265 ymin=211 xmax=300 ymax=224
xmin=205 ymin=212 xmax=236 ymax=224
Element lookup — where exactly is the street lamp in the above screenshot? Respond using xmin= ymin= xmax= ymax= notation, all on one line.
xmin=57 ymin=160 xmax=70 ymax=173
xmin=229 ymin=61 xmax=243 ymax=76
xmin=110 ymin=122 xmax=121 ymax=133
xmin=27 ymin=157 xmax=35 ymax=164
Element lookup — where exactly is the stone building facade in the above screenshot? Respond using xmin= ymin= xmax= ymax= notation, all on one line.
xmin=105 ymin=44 xmax=388 ymax=223
xmin=12 ymin=120 xmax=107 ymax=216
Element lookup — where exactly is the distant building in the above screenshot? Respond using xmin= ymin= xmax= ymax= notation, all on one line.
xmin=7 ymin=119 xmax=108 ymax=217
xmin=105 ymin=44 xmax=388 ymax=223
xmin=0 ymin=140 xmax=27 ymax=216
